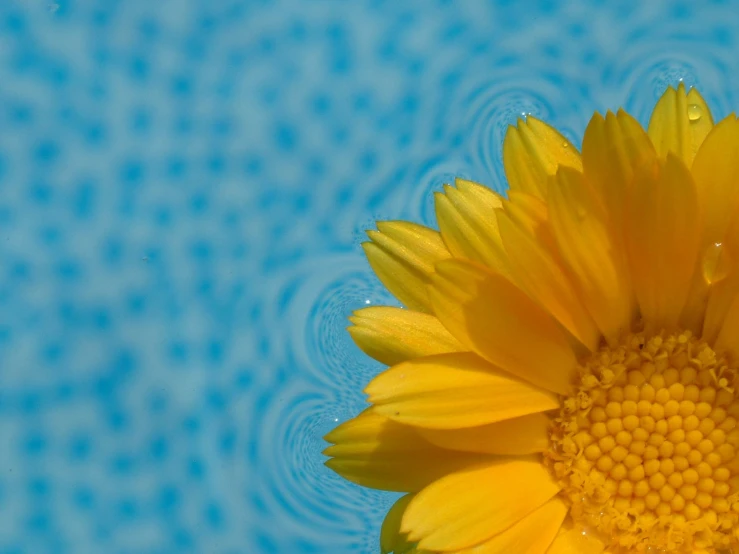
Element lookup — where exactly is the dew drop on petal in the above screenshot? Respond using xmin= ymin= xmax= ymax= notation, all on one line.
xmin=687 ymin=104 xmax=702 ymax=122
xmin=702 ymin=242 xmax=730 ymax=285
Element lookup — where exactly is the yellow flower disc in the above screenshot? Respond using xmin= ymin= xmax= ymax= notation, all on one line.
xmin=549 ymin=331 xmax=739 ymax=552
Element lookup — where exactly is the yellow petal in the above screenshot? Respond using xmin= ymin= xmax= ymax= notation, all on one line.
xmin=348 ymin=307 xmax=465 ymax=367
xmin=451 ymin=497 xmax=567 ymax=554
xmin=681 ymin=115 xmax=739 ymax=332
xmin=702 ymin=273 xmax=739 ymax=346
xmin=647 ymin=83 xmax=714 ymax=167
xmin=548 ymin=166 xmax=632 ymax=344
xmin=401 ymin=458 xmax=560 ymax=552
xmin=505 ymin=190 xmax=550 ymax=237
xmin=692 ymin=115 xmax=739 ymax=244
xmin=582 ymin=109 xmax=655 ymax=238
xmin=417 ymin=412 xmax=551 ymax=455
xmin=545 ymin=520 xmax=606 ymax=554
xmin=712 ymin=291 xmax=739 ymax=359
xmin=324 ymin=409 xmax=493 ymax=492
xmin=625 ymin=154 xmax=701 ymax=335
xmin=381 ymin=494 xmax=416 ymax=554
xmin=503 ymin=116 xmax=583 ymax=199
xmin=366 ymin=353 xmax=559 ymax=429
xmin=428 ymin=259 xmax=578 ymax=395
xmin=434 ymin=178 xmax=510 ymax=276
xmin=364 ymin=221 xmax=452 ymax=313
xmin=498 ymin=208 xmax=600 ymax=351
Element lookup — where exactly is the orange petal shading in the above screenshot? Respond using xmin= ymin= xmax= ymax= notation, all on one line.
xmin=545 ymin=520 xmax=606 ymax=554
xmin=401 ymin=458 xmax=560 ymax=551
xmin=366 ymin=353 xmax=559 ymax=429
xmin=417 ymin=412 xmax=551 ymax=455
xmin=452 ymin=496 xmax=567 ymax=554
xmin=625 ymin=155 xmax=701 ymax=335
xmin=381 ymin=494 xmax=416 ymax=554
xmin=582 ymin=109 xmax=655 ymax=239
xmin=324 ymin=409 xmax=494 ymax=492
xmin=428 ymin=259 xmax=578 ymax=395
xmin=497 ymin=208 xmax=600 ymax=351
xmin=548 ymin=166 xmax=632 ymax=344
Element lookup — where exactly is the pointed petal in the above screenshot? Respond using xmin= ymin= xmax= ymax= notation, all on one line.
xmin=503 ymin=116 xmax=583 ymax=199
xmin=434 ymin=179 xmax=510 ymax=277
xmin=692 ymin=115 xmax=739 ymax=244
xmin=505 ymin=190 xmax=550 ymax=236
xmin=582 ymin=109 xmax=655 ymax=239
xmin=324 ymin=409 xmax=493 ymax=492
xmin=401 ymin=459 xmax=560 ymax=551
xmin=452 ymin=497 xmax=567 ymax=554
xmin=545 ymin=520 xmax=606 ymax=554
xmin=428 ymin=259 xmax=578 ymax=395
xmin=381 ymin=494 xmax=416 ymax=554
xmin=364 ymin=221 xmax=452 ymax=313
xmin=348 ymin=307 xmax=465 ymax=367
xmin=625 ymin=155 xmax=701 ymax=334
xmin=548 ymin=166 xmax=632 ymax=344
xmin=681 ymin=115 xmax=739 ymax=332
xmin=647 ymin=83 xmax=714 ymax=168
xmin=702 ymin=273 xmax=739 ymax=346
xmin=417 ymin=412 xmax=551 ymax=455
xmin=498 ymin=207 xmax=600 ymax=351
xmin=712 ymin=290 xmax=739 ymax=360
xmin=366 ymin=353 xmax=559 ymax=429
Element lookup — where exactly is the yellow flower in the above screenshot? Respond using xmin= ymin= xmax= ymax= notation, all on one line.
xmin=323 ymin=83 xmax=739 ymax=554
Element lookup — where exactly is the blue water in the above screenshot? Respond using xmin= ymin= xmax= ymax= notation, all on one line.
xmin=0 ymin=0 xmax=738 ymax=552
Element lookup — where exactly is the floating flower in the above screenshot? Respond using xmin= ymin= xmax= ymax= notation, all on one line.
xmin=324 ymin=83 xmax=739 ymax=553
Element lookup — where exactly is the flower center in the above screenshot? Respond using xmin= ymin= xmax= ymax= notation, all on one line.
xmin=548 ymin=331 xmax=739 ymax=553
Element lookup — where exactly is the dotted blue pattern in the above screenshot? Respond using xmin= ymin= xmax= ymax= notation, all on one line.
xmin=2 ymin=0 xmax=739 ymax=552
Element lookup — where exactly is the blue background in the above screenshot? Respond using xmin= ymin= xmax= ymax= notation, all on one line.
xmin=0 ymin=0 xmax=738 ymax=553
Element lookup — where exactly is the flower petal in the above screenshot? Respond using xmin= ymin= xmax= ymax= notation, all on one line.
xmin=692 ymin=115 xmax=739 ymax=245
xmin=548 ymin=166 xmax=633 ymax=344
xmin=428 ymin=259 xmax=578 ymax=395
xmin=451 ymin=497 xmax=567 ymax=554
xmin=364 ymin=221 xmax=452 ymax=313
xmin=324 ymin=409 xmax=493 ymax=492
xmin=545 ymin=520 xmax=606 ymax=554
xmin=713 ymin=292 xmax=739 ymax=360
xmin=503 ymin=116 xmax=583 ymax=199
xmin=681 ymin=115 xmax=739 ymax=332
xmin=498 ymin=207 xmax=600 ymax=351
xmin=381 ymin=494 xmax=416 ymax=554
xmin=417 ymin=412 xmax=551 ymax=455
xmin=625 ymin=154 xmax=701 ymax=335
xmin=703 ymin=212 xmax=739 ymax=344
xmin=582 ymin=109 xmax=655 ymax=240
xmin=366 ymin=353 xmax=559 ymax=429
xmin=647 ymin=83 xmax=714 ymax=168
xmin=348 ymin=307 xmax=465 ymax=367
xmin=434 ymin=178 xmax=510 ymax=276
xmin=702 ymin=273 xmax=739 ymax=346
xmin=401 ymin=458 xmax=560 ymax=552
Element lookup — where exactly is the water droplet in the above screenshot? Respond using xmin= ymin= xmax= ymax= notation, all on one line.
xmin=562 ymin=142 xmax=569 ymax=148
xmin=687 ymin=104 xmax=702 ymax=122
xmin=703 ymin=242 xmax=730 ymax=285
xmin=364 ymin=299 xmax=371 ymax=305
